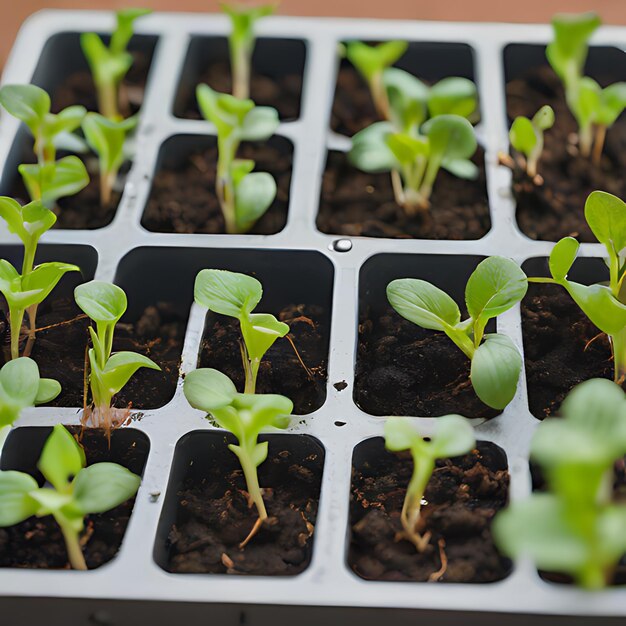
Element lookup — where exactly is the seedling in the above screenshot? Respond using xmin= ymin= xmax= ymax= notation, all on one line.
xmin=81 ymin=8 xmax=152 ymax=119
xmin=0 ymin=424 xmax=141 ymax=570
xmin=222 ymin=2 xmax=276 ymax=100
xmin=0 ymin=357 xmax=61 ymax=451
xmin=0 ymin=84 xmax=89 ymax=206
xmin=82 ymin=112 xmax=138 ymax=207
xmin=528 ymin=190 xmax=626 ymax=384
xmin=387 ymin=256 xmax=527 ymax=410
xmin=196 ymin=84 xmax=279 ymax=233
xmin=494 ymin=378 xmax=626 ymax=589
xmin=509 ymin=105 xmax=555 ymax=178
xmin=194 ymin=269 xmax=289 ymax=393
xmin=547 ymin=12 xmax=626 ymax=163
xmin=183 ymin=367 xmax=292 ymax=546
xmin=349 ymin=114 xmax=478 ymax=212
xmin=74 ymin=280 xmax=160 ymax=433
xmin=384 ymin=415 xmax=475 ymax=551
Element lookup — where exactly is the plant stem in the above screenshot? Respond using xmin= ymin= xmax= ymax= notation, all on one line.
xmin=369 ymin=72 xmax=390 ymax=120
xmin=97 ymin=80 xmax=119 ymax=120
xmin=401 ymin=455 xmax=434 ymax=552
xmin=23 ymin=304 xmax=39 ymax=358
xmin=231 ymin=43 xmax=251 ymax=100
xmin=0 ymin=425 xmax=10 ymax=456
xmin=9 ymin=306 xmax=24 ymax=360
xmin=100 ymin=170 xmax=116 ymax=208
xmin=579 ymin=125 xmax=593 ymax=158
xmin=244 ymin=359 xmax=260 ymax=394
xmin=610 ymin=327 xmax=626 ymax=384
xmin=60 ymin=524 xmax=87 ymax=571
xmin=592 ymin=125 xmax=607 ymax=167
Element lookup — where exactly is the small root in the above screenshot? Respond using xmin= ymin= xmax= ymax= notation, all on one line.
xmin=583 ymin=332 xmax=606 ymax=352
xmin=395 ymin=529 xmax=432 ymax=552
xmin=239 ymin=516 xmax=264 ymax=549
xmin=285 ymin=334 xmax=315 ymax=382
xmin=428 ymin=538 xmax=448 ymax=582
xmin=34 ymin=314 xmax=88 ymax=333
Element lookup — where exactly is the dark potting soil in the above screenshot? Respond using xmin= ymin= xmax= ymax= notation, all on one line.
xmin=316 ymin=149 xmax=491 ymax=240
xmin=521 ymin=286 xmax=622 ymax=420
xmin=166 ymin=441 xmax=323 ymax=575
xmin=0 ymin=296 xmax=185 ymax=409
xmin=349 ymin=439 xmax=510 ymax=582
xmin=198 ymin=304 xmax=328 ymax=415
xmin=506 ymin=65 xmax=626 ymax=242
xmin=141 ymin=141 xmax=292 ymax=235
xmin=331 ymin=64 xmax=380 ymax=137
xmin=175 ymin=60 xmax=302 ymax=121
xmin=0 ymin=427 xmax=148 ymax=570
xmin=355 ymin=307 xmax=498 ymax=419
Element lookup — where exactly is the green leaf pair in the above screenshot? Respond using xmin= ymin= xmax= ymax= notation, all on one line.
xmin=81 ymin=8 xmax=152 ymax=120
xmin=493 ymin=378 xmax=626 ymax=589
xmin=184 ymin=367 xmax=291 ymax=542
xmin=221 ymin=2 xmax=275 ymax=100
xmin=529 ymin=191 xmax=626 ymax=382
xmin=74 ymin=281 xmax=160 ymax=433
xmin=387 ymin=256 xmax=527 ymax=410
xmin=384 ymin=415 xmax=475 ymax=551
xmin=509 ymin=105 xmax=555 ymax=178
xmin=349 ymin=115 xmax=477 ymax=212
xmin=194 ymin=269 xmax=289 ymax=394
xmin=0 ymin=424 xmax=141 ymax=570
xmin=196 ymin=84 xmax=279 ymax=233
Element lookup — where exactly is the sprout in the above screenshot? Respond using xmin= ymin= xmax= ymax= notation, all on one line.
xmin=493 ymin=378 xmax=626 ymax=589
xmin=349 ymin=114 xmax=478 ymax=213
xmin=0 ymin=196 xmax=75 ymax=358
xmin=387 ymin=256 xmax=527 ymax=410
xmin=384 ymin=415 xmax=476 ymax=551
xmin=183 ymin=367 xmax=292 ymax=546
xmin=528 ymin=191 xmax=626 ymax=384
xmin=345 ymin=40 xmax=408 ymax=119
xmin=81 ymin=8 xmax=152 ymax=119
xmin=196 ymin=84 xmax=279 ymax=233
xmin=0 ymin=85 xmax=89 ymax=206
xmin=82 ymin=112 xmax=137 ymax=207
xmin=74 ymin=280 xmax=160 ymax=433
xmin=546 ymin=12 xmax=626 ymax=163
xmin=221 ymin=2 xmax=276 ymax=100
xmin=194 ymin=269 xmax=289 ymax=393
xmin=509 ymin=105 xmax=555 ymax=178
xmin=0 ymin=357 xmax=61 ymax=451
xmin=0 ymin=424 xmax=141 ymax=570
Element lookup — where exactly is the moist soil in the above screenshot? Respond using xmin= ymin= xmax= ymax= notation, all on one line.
xmin=0 ymin=295 xmax=185 ymax=409
xmin=198 ymin=304 xmax=328 ymax=415
xmin=166 ymin=441 xmax=323 ymax=575
xmin=317 ymin=149 xmax=491 ymax=240
xmin=141 ymin=141 xmax=292 ymax=235
xmin=521 ymin=286 xmax=623 ymax=419
xmin=506 ymin=65 xmax=626 ymax=242
xmin=349 ymin=439 xmax=510 ymax=582
xmin=0 ymin=427 xmax=148 ymax=569
xmin=355 ymin=307 xmax=498 ymax=419
xmin=175 ymin=60 xmax=302 ymax=121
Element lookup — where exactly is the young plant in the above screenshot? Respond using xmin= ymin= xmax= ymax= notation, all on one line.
xmin=74 ymin=280 xmax=160 ymax=432
xmin=493 ymin=378 xmax=626 ymax=589
xmin=0 ymin=84 xmax=89 ymax=206
xmin=345 ymin=40 xmax=408 ymax=119
xmin=196 ymin=84 xmax=279 ymax=233
xmin=194 ymin=269 xmax=289 ymax=393
xmin=81 ymin=8 xmax=152 ymax=119
xmin=222 ymin=2 xmax=275 ymax=100
xmin=387 ymin=256 xmax=527 ymax=410
xmin=509 ymin=105 xmax=555 ymax=178
xmin=0 ymin=424 xmax=141 ymax=570
xmin=183 ymin=367 xmax=292 ymax=546
xmin=546 ymin=12 xmax=626 ymax=163
xmin=349 ymin=114 xmax=478 ymax=212
xmin=0 ymin=357 xmax=61 ymax=451
xmin=82 ymin=112 xmax=138 ymax=207
xmin=527 ymin=190 xmax=626 ymax=384
xmin=384 ymin=415 xmax=475 ymax=551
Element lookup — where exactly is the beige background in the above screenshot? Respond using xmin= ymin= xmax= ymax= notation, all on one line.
xmin=1 ymin=0 xmax=625 ymax=66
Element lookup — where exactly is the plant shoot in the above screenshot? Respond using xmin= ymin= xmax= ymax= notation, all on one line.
xmin=387 ymin=256 xmax=527 ymax=409
xmin=509 ymin=105 xmax=555 ymax=178
xmin=0 ymin=424 xmax=141 ymax=570
xmin=194 ymin=269 xmax=289 ymax=393
xmin=384 ymin=415 xmax=475 ymax=551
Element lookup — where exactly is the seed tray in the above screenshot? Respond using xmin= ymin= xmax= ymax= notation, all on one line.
xmin=0 ymin=9 xmax=624 ymax=625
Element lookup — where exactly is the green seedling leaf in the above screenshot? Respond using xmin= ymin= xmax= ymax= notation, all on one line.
xmin=533 ymin=105 xmax=556 ymax=131
xmin=471 ymin=333 xmax=522 ymax=410
xmin=239 ymin=106 xmax=280 ymax=141
xmin=93 ymin=351 xmax=160 ymax=398
xmin=183 ymin=367 xmax=238 ymax=412
xmin=509 ymin=116 xmax=536 ymax=155
xmin=0 ymin=197 xmax=56 ymax=252
xmin=423 ymin=114 xmax=477 ymax=162
xmin=383 ymin=68 xmax=429 ymax=132
xmin=584 ymin=190 xmax=626 ymax=255
xmin=38 ymin=424 xmax=85 ymax=493
xmin=234 ymin=171 xmax=277 ymax=232
xmin=428 ymin=77 xmax=478 ymax=120
xmin=548 ymin=236 xmax=579 ymax=281
xmin=75 ymin=280 xmax=127 ymax=325
xmin=386 ymin=132 xmax=429 ymax=164
xmin=72 ymin=462 xmax=141 ymax=513
xmin=563 ymin=282 xmax=626 ymax=336
xmin=349 ymin=122 xmax=397 ymax=172
xmin=111 ymin=8 xmax=152 ymax=54
xmin=596 ymin=82 xmax=626 ymax=127
xmin=240 ymin=312 xmax=289 ymax=362
xmin=194 ymin=269 xmax=262 ymax=318
xmin=345 ymin=40 xmax=408 ymax=82
xmin=0 ymin=471 xmax=39 ymax=526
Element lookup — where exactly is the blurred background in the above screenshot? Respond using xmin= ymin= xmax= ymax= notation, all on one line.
xmin=2 ymin=1 xmax=625 ymax=67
